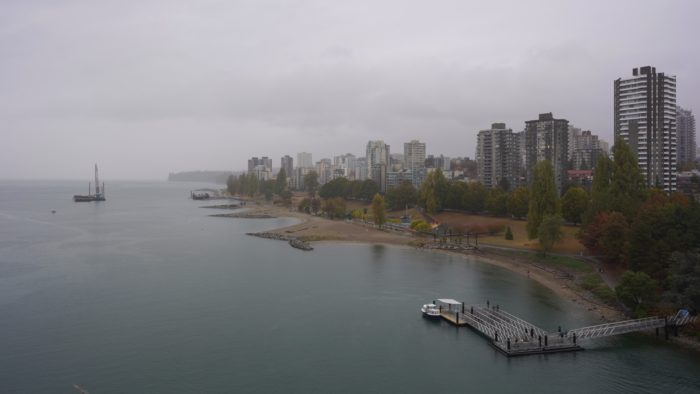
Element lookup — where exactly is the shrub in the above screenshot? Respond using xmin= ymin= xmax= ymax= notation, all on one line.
xmin=505 ymin=226 xmax=513 ymax=240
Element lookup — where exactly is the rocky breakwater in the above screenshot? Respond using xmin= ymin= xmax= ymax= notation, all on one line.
xmin=210 ymin=212 xmax=276 ymax=218
xmin=201 ymin=204 xmax=241 ymax=209
xmin=246 ymin=232 xmax=314 ymax=251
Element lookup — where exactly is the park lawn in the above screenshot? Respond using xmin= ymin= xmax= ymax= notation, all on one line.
xmin=432 ymin=211 xmax=586 ymax=254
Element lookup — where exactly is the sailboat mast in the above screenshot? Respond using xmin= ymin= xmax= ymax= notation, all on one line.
xmin=94 ymin=164 xmax=100 ymax=195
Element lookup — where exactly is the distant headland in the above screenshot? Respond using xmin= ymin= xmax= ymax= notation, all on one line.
xmin=167 ymin=171 xmax=240 ymax=184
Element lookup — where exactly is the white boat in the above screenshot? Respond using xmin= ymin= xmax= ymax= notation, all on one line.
xmin=421 ymin=303 xmax=441 ymax=320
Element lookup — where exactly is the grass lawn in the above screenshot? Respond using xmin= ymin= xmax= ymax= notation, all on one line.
xmin=432 ymin=211 xmax=586 ymax=254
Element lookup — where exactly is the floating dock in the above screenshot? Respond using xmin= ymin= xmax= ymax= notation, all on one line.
xmin=430 ymin=299 xmax=690 ymax=357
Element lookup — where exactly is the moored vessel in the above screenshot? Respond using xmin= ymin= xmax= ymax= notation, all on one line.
xmin=73 ymin=164 xmax=106 ymax=202
xmin=421 ymin=303 xmax=441 ymax=320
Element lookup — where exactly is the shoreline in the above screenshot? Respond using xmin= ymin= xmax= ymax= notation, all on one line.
xmin=227 ymin=200 xmax=625 ymax=322
xmin=217 ymin=199 xmax=700 ymax=351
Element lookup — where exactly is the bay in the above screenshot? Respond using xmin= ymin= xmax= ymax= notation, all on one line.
xmin=0 ymin=180 xmax=698 ymax=393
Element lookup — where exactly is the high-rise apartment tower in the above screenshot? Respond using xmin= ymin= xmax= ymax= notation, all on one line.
xmin=525 ymin=113 xmax=569 ymax=194
xmin=614 ymin=66 xmax=677 ymax=191
xmin=476 ymin=123 xmax=519 ymax=189
xmin=403 ymin=140 xmax=426 ymax=172
xmin=677 ymin=106 xmax=696 ymax=166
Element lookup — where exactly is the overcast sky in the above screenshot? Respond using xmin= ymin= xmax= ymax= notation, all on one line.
xmin=1 ymin=0 xmax=698 ymax=180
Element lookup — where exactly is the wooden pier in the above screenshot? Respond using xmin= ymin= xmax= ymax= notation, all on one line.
xmin=430 ymin=299 xmax=695 ymax=357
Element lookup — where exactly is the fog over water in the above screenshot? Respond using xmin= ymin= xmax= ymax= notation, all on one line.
xmin=1 ymin=0 xmax=699 ymax=179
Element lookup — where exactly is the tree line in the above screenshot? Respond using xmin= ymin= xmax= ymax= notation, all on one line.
xmin=577 ymin=141 xmax=700 ymax=316
xmin=226 ymin=168 xmax=292 ymax=204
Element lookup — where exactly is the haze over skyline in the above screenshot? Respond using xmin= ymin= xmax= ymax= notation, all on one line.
xmin=2 ymin=0 xmax=699 ymax=180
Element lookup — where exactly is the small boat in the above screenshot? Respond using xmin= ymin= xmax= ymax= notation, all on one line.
xmin=421 ymin=303 xmax=441 ymax=320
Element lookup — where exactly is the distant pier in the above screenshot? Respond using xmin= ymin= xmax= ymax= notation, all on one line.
xmin=431 ymin=299 xmax=695 ymax=357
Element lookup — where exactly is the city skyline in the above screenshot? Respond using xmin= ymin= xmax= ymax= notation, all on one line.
xmin=1 ymin=1 xmax=699 ymax=179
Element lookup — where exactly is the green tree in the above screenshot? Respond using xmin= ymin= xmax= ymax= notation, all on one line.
xmin=504 ymin=226 xmax=514 ymax=240
xmin=527 ymin=160 xmax=560 ymax=239
xmin=319 ymin=177 xmax=350 ymax=199
xmin=599 ymin=211 xmax=629 ymax=263
xmin=418 ymin=172 xmax=438 ymax=214
xmin=410 ymin=219 xmax=432 ymax=232
xmin=562 ymin=186 xmax=589 ymax=225
xmin=226 ymin=175 xmax=238 ymax=195
xmin=359 ymin=180 xmax=379 ymax=201
xmin=615 ymin=271 xmax=659 ymax=317
xmin=385 ymin=181 xmax=417 ymax=210
xmin=304 ymin=171 xmax=319 ymax=197
xmin=349 ymin=180 xmax=364 ymax=199
xmin=537 ymin=215 xmax=564 ymax=255
xmin=275 ymin=168 xmax=287 ymax=195
xmin=279 ymin=190 xmax=293 ymax=207
xmin=444 ymin=182 xmax=467 ymax=210
xmin=260 ymin=180 xmax=275 ymax=201
xmin=590 ymin=155 xmax=613 ymax=214
xmin=463 ymin=182 xmax=487 ymax=213
xmin=245 ymin=173 xmax=259 ymax=197
xmin=580 ymin=211 xmax=629 ymax=264
xmin=486 ymin=187 xmax=508 ymax=216
xmin=298 ymin=198 xmax=311 ymax=213
xmin=507 ymin=186 xmax=529 ymax=219
xmin=371 ymin=193 xmax=387 ymax=227
xmin=433 ymin=168 xmax=449 ymax=209
xmin=609 ymin=140 xmax=648 ymax=219
xmin=665 ymin=250 xmax=700 ymax=312
xmin=627 ymin=191 xmax=700 ymax=279
xmin=418 ymin=169 xmax=449 ymax=213
xmin=322 ymin=197 xmax=347 ymax=219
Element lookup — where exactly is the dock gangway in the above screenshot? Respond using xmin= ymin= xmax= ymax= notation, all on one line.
xmin=568 ymin=317 xmax=666 ymax=340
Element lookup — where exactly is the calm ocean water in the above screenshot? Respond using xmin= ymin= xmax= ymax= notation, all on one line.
xmin=0 ymin=180 xmax=698 ymax=393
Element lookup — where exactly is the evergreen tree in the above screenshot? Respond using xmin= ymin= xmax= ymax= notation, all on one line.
xmin=275 ymin=168 xmax=287 ymax=195
xmin=243 ymin=173 xmax=259 ymax=197
xmin=609 ymin=140 xmax=647 ymax=219
xmin=303 ymin=171 xmax=319 ymax=197
xmin=226 ymin=175 xmax=238 ymax=195
xmin=527 ymin=161 xmax=560 ymax=239
xmin=505 ymin=226 xmax=514 ymax=240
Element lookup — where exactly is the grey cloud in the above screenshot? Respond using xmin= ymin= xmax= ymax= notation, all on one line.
xmin=1 ymin=0 xmax=699 ymax=179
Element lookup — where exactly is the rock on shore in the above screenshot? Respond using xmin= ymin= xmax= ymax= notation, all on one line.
xmin=200 ymin=204 xmax=241 ymax=209
xmin=210 ymin=212 xmax=276 ymax=218
xmin=246 ymin=232 xmax=313 ymax=251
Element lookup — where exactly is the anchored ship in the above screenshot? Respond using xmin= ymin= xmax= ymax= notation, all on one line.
xmin=73 ymin=164 xmax=106 ymax=202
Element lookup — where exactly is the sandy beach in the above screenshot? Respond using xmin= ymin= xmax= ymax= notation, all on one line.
xmin=225 ymin=201 xmax=625 ymax=322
